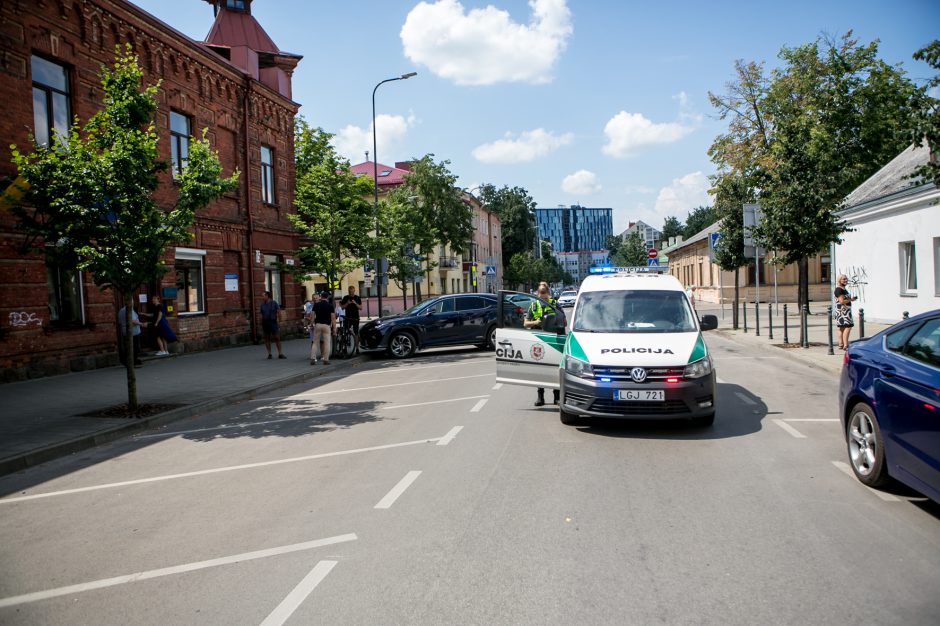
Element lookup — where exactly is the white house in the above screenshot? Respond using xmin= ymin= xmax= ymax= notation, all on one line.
xmin=834 ymin=143 xmax=940 ymax=324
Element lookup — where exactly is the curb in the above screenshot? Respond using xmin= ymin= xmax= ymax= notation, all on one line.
xmin=713 ymin=328 xmax=842 ymax=376
xmin=0 ymin=354 xmax=369 ymax=478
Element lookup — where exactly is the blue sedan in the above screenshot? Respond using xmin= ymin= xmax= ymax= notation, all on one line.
xmin=839 ymin=309 xmax=940 ymax=502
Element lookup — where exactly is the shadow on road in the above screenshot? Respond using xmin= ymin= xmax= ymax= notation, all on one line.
xmin=572 ymin=382 xmax=768 ymax=440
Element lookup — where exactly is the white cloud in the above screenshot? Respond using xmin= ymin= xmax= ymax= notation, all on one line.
xmin=561 ymin=169 xmax=601 ymax=195
xmin=653 ymin=171 xmax=709 ymax=216
xmin=673 ymin=90 xmax=703 ymax=124
xmin=623 ymin=184 xmax=655 ymax=195
xmin=400 ymin=0 xmax=573 ymax=86
xmin=602 ymin=111 xmax=694 ymax=158
xmin=333 ymin=113 xmax=416 ymax=163
xmin=472 ymin=128 xmax=573 ymax=163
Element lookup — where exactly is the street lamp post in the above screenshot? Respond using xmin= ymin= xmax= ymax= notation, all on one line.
xmin=372 ymin=71 xmax=416 ymax=319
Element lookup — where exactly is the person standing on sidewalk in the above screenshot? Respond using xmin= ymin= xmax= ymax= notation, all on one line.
xmin=340 ymin=286 xmax=362 ymax=339
xmin=310 ymin=291 xmax=336 ymax=365
xmin=524 ymin=282 xmax=559 ymax=407
xmin=150 ymin=294 xmax=177 ymax=356
xmin=260 ymin=290 xmax=286 ymax=359
xmin=834 ymin=274 xmax=858 ymax=350
xmin=118 ymin=303 xmax=144 ymax=367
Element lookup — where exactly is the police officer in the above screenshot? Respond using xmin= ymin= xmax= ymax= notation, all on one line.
xmin=524 ymin=282 xmax=559 ymax=407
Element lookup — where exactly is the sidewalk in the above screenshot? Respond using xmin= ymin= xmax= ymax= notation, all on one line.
xmin=697 ymin=301 xmax=893 ymax=375
xmin=0 ymin=337 xmax=367 ymax=477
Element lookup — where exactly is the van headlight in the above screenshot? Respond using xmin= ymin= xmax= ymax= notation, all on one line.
xmin=565 ymin=355 xmax=594 ymax=378
xmin=683 ymin=356 xmax=713 ymax=379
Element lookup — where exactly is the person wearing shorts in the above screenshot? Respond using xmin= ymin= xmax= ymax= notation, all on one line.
xmin=260 ymin=290 xmax=285 ymax=359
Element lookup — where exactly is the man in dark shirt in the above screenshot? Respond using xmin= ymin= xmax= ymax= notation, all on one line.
xmin=340 ymin=286 xmax=362 ymax=337
xmin=260 ymin=291 xmax=285 ymax=359
xmin=310 ymin=291 xmax=336 ymax=365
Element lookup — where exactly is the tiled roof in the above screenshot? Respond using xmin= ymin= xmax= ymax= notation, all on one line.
xmin=660 ymin=220 xmax=721 ymax=254
xmin=205 ymin=9 xmax=280 ymax=53
xmin=842 ymin=142 xmax=931 ymax=210
xmin=349 ymin=161 xmax=410 ymax=186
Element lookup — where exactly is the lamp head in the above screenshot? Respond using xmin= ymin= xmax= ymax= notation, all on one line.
xmin=400 ymin=72 xmax=417 ymax=80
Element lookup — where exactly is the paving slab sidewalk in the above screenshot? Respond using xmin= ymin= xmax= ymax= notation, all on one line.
xmin=0 ymin=337 xmax=367 ymax=476
xmin=697 ymin=302 xmax=893 ymax=375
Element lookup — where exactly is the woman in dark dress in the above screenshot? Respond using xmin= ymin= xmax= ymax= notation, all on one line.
xmin=834 ymin=274 xmax=857 ymax=350
xmin=151 ymin=295 xmax=178 ymax=356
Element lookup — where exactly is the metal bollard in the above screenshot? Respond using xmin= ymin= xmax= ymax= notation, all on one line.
xmin=801 ymin=304 xmax=809 ymax=348
xmin=783 ymin=304 xmax=789 ymax=344
xmin=768 ymin=303 xmax=774 ymax=340
xmin=858 ymin=308 xmax=865 ymax=339
xmin=743 ymin=300 xmax=748 ymax=332
xmin=755 ymin=302 xmax=760 ymax=336
xmin=827 ymin=305 xmax=834 ymax=355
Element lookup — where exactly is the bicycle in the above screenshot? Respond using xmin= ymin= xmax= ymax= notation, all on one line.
xmin=332 ymin=318 xmax=359 ymax=359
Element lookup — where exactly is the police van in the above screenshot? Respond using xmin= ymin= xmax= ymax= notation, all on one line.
xmin=495 ymin=268 xmax=719 ymax=426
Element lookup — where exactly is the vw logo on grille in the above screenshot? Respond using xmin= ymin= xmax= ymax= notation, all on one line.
xmin=630 ymin=367 xmax=647 ymax=383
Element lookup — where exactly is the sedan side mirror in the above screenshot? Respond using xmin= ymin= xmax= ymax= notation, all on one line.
xmin=700 ymin=314 xmax=718 ymax=331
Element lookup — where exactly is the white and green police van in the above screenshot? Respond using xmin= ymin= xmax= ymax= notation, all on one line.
xmin=495 ymin=268 xmax=719 ymax=426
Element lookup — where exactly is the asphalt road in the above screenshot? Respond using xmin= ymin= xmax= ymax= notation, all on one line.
xmin=1 ymin=334 xmax=938 ymax=625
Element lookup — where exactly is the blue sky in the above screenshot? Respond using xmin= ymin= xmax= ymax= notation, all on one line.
xmin=133 ymin=0 xmax=938 ymax=235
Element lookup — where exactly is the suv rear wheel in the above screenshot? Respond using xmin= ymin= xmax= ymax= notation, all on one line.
xmin=847 ymin=402 xmax=888 ymax=487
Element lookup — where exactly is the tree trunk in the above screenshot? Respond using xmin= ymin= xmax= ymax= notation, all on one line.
xmin=122 ymin=291 xmax=139 ymax=414
xmin=733 ymin=267 xmax=740 ymax=330
xmin=402 ymin=279 xmax=408 ymax=309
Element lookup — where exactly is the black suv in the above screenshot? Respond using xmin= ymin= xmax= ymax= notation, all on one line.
xmin=360 ymin=293 xmax=499 ymax=359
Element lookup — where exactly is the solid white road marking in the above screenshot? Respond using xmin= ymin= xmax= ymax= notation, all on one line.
xmin=492 ymin=383 xmax=503 ymax=390
xmin=831 ymin=461 xmax=901 ymax=502
xmin=138 ymin=395 xmax=489 ymax=440
xmin=772 ymin=419 xmax=807 ymax=439
xmin=734 ymin=391 xmax=758 ymax=406
xmin=1 ymin=430 xmax=461 ymax=504
xmin=259 ymin=560 xmax=338 ymax=626
xmin=470 ymin=398 xmax=488 ymax=413
xmin=374 ymin=471 xmax=422 ymax=509
xmin=0 ymin=535 xmax=356 ymax=609
xmin=784 ymin=418 xmax=839 ymax=422
xmin=436 ymin=426 xmax=463 ymax=446
xmin=253 ymin=373 xmax=493 ymax=402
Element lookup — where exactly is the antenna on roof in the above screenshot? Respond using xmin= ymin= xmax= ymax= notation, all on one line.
xmin=365 ymin=150 xmax=369 ymax=162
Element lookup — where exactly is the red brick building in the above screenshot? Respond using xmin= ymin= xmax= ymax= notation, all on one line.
xmin=0 ymin=0 xmax=303 ymax=381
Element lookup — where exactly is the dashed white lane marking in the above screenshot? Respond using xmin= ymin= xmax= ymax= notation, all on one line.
xmin=436 ymin=426 xmax=463 ymax=446
xmin=470 ymin=398 xmax=488 ymax=413
xmin=831 ymin=461 xmax=901 ymax=501
xmin=260 ymin=560 xmax=338 ymax=626
xmin=254 ymin=373 xmax=494 ymax=402
xmin=734 ymin=391 xmax=757 ymax=406
xmin=0 ymin=534 xmax=356 ymax=609
xmin=492 ymin=383 xmax=503 ymax=390
xmin=138 ymin=395 xmax=489 ymax=440
xmin=785 ymin=418 xmax=840 ymax=422
xmin=1 ymin=430 xmax=461 ymax=504
xmin=374 ymin=471 xmax=422 ymax=509
xmin=772 ymin=419 xmax=807 ymax=439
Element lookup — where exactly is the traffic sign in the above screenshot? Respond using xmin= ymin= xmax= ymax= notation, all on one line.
xmin=647 ymin=257 xmax=660 ymax=267
xmin=648 ymin=249 xmax=658 ymax=259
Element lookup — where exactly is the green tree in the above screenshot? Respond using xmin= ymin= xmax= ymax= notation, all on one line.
xmin=760 ymin=33 xmax=919 ymax=311
xmin=683 ymin=206 xmax=717 ymax=238
xmin=605 ymin=234 xmax=623 ymax=258
xmin=710 ymin=173 xmax=755 ymax=329
xmin=661 ymin=216 xmax=684 ymax=242
xmin=380 ymin=186 xmax=425 ymax=306
xmin=478 ymin=184 xmax=536 ymax=270
xmin=505 ymin=251 xmax=536 ymax=290
xmin=613 ymin=230 xmax=647 ymax=266
xmin=10 ymin=47 xmax=237 ymax=412
xmin=910 ymin=40 xmax=940 ymax=188
xmin=288 ymin=120 xmax=375 ymax=294
xmin=394 ymin=155 xmax=473 ymax=299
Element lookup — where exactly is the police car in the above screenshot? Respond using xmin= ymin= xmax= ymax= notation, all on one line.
xmin=495 ymin=268 xmax=718 ymax=426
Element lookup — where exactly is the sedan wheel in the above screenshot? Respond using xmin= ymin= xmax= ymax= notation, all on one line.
xmin=847 ymin=402 xmax=888 ymax=487
xmin=388 ymin=332 xmax=416 ymax=359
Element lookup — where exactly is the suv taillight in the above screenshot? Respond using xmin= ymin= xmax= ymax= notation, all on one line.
xmin=843 ymin=350 xmax=850 ymax=365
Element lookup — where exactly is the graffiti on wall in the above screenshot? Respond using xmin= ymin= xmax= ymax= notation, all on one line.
xmin=838 ymin=265 xmax=868 ymax=301
xmin=9 ymin=312 xmax=42 ymax=327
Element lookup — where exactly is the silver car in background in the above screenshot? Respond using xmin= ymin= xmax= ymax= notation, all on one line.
xmin=557 ymin=290 xmax=578 ymax=307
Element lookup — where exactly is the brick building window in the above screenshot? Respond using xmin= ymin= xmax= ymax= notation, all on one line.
xmin=46 ymin=260 xmax=83 ymax=325
xmin=264 ymin=254 xmax=282 ymax=305
xmin=175 ymin=248 xmax=205 ymax=314
xmin=31 ymin=55 xmax=70 ymax=147
xmin=260 ymin=145 xmax=275 ymax=204
xmin=170 ymin=111 xmax=191 ymax=179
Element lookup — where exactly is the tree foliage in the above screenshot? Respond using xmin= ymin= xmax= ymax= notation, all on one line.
xmin=504 ymin=250 xmax=570 ymax=290
xmin=289 ymin=119 xmax=375 ymax=289
xmin=683 ymin=206 xmax=717 ymax=239
xmin=477 ymin=184 xmax=536 ymax=270
xmin=661 ymin=216 xmax=684 ymax=241
xmin=613 ymin=230 xmax=647 ymax=267
xmin=10 ymin=47 xmax=237 ymax=411
xmin=910 ymin=40 xmax=940 ymax=187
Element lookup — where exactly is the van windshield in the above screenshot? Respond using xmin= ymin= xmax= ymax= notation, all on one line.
xmin=573 ymin=290 xmax=697 ymax=333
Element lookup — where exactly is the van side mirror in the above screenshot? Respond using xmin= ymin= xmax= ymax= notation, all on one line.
xmin=700 ymin=314 xmax=718 ymax=331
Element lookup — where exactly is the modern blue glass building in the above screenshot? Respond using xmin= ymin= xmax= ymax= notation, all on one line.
xmin=535 ymin=205 xmax=613 ymax=253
